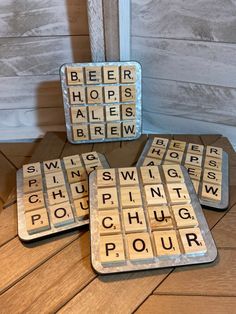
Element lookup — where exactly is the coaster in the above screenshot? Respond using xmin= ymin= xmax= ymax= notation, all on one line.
xmin=136 ymin=137 xmax=229 ymax=210
xmin=60 ymin=62 xmax=142 ymax=143
xmin=90 ymin=166 xmax=217 ymax=274
xmin=17 ymin=152 xmax=109 ymax=241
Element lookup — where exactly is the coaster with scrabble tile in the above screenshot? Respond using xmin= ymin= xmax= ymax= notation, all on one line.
xmin=89 ymin=166 xmax=217 ymax=274
xmin=136 ymin=136 xmax=229 ymax=211
xmin=17 ymin=152 xmax=109 ymax=241
xmin=60 ymin=61 xmax=142 ymax=143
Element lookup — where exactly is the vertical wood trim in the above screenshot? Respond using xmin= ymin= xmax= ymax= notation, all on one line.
xmin=87 ymin=0 xmax=105 ymax=61
xmin=103 ymin=0 xmax=120 ymax=61
xmin=118 ymin=0 xmax=131 ymax=60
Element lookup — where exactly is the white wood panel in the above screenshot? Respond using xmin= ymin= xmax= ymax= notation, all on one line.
xmin=131 ymin=0 xmax=236 ymax=42
xmin=119 ymin=0 xmax=131 ymax=60
xmin=132 ymin=36 xmax=236 ymax=87
xmin=0 ymin=36 xmax=90 ymax=76
xmin=0 ymin=0 xmax=88 ymax=36
xmin=142 ymin=77 xmax=236 ymax=126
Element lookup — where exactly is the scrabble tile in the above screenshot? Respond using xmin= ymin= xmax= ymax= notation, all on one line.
xmin=148 ymin=205 xmax=173 ymax=230
xmin=165 ymin=149 xmax=184 ymax=163
xmin=153 ymin=230 xmax=181 ymax=256
xmin=121 ymin=104 xmax=136 ymax=120
xmin=186 ymin=166 xmax=202 ymax=181
xmin=107 ymin=122 xmax=121 ymax=138
xmin=66 ymin=166 xmax=87 ymax=183
xmin=147 ymin=146 xmax=166 ymax=160
xmin=187 ymin=143 xmax=204 ymax=155
xmin=103 ymin=65 xmax=119 ymax=83
xmin=126 ymin=232 xmax=154 ymax=261
xmin=23 ymin=190 xmax=45 ymax=212
xmin=66 ymin=66 xmax=84 ymax=85
xmin=99 ymin=234 xmax=125 ymax=264
xmin=50 ymin=202 xmax=75 ymax=227
xmin=85 ymin=162 xmax=103 ymax=174
xmin=120 ymin=85 xmax=136 ymax=102
xmin=72 ymin=125 xmax=89 ymax=141
xmin=118 ymin=167 xmax=139 ymax=186
xmin=104 ymin=85 xmax=120 ymax=103
xmin=204 ymin=156 xmax=222 ymax=171
xmin=45 ymin=171 xmax=65 ymax=189
xmin=68 ymin=86 xmax=86 ymax=105
xmin=172 ymin=204 xmax=198 ymax=228
xmin=192 ymin=180 xmax=200 ymax=194
xmin=97 ymin=169 xmax=117 ymax=187
xmin=105 ymin=104 xmax=120 ymax=121
xmin=71 ymin=106 xmax=88 ymax=123
xmin=25 ymin=208 xmax=50 ymax=234
xmin=201 ymin=182 xmax=222 ymax=202
xmin=169 ymin=140 xmax=186 ymax=151
xmin=179 ymin=227 xmax=207 ymax=254
xmin=185 ymin=153 xmax=203 ymax=167
xmin=87 ymin=86 xmax=103 ymax=104
xmin=63 ymin=155 xmax=82 ymax=169
xmin=82 ymin=151 xmax=99 ymax=165
xmin=142 ymin=157 xmax=162 ymax=166
xmin=140 ymin=166 xmax=161 ymax=184
xmin=144 ymin=184 xmax=167 ymax=205
xmin=47 ymin=185 xmax=69 ymax=205
xmin=167 ymin=183 xmax=191 ymax=204
xmin=97 ymin=187 xmax=118 ymax=209
xmin=152 ymin=137 xmax=169 ymax=149
xmin=120 ymin=65 xmax=136 ymax=83
xmin=206 ymin=146 xmax=223 ymax=160
xmin=89 ymin=123 xmax=106 ymax=140
xmin=23 ymin=162 xmax=41 ymax=178
xmin=74 ymin=196 xmax=89 ymax=219
xmin=122 ymin=121 xmax=136 ymax=137
xmin=123 ymin=208 xmax=147 ymax=232
xmin=203 ymin=169 xmax=222 ymax=185
xmin=120 ymin=186 xmax=143 ymax=208
xmin=70 ymin=180 xmax=88 ymax=199
xmin=85 ymin=66 xmax=102 ymax=84
xmin=23 ymin=176 xmax=43 ymax=193
xmin=98 ymin=209 xmax=121 ymax=234
xmin=162 ymin=164 xmax=184 ymax=183
xmin=43 ymin=159 xmax=62 ymax=173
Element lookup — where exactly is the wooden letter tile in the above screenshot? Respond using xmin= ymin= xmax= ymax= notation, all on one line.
xmin=107 ymin=122 xmax=121 ymax=138
xmin=118 ymin=167 xmax=139 ymax=186
xmin=122 ymin=121 xmax=136 ymax=138
xmin=203 ymin=169 xmax=222 ymax=185
xmin=148 ymin=205 xmax=173 ymax=230
xmin=105 ymin=104 xmax=120 ymax=121
xmin=152 ymin=137 xmax=169 ymax=149
xmin=87 ymin=86 xmax=103 ymax=104
xmin=72 ymin=125 xmax=89 ymax=141
xmin=98 ymin=209 xmax=121 ymax=234
xmin=99 ymin=234 xmax=125 ymax=264
xmin=103 ymin=65 xmax=119 ymax=84
xmin=204 ymin=156 xmax=222 ymax=171
xmin=126 ymin=232 xmax=154 ymax=261
xmin=85 ymin=66 xmax=102 ymax=84
xmin=167 ymin=183 xmax=191 ymax=204
xmin=186 ymin=166 xmax=202 ymax=181
xmin=97 ymin=187 xmax=118 ymax=209
xmin=185 ymin=153 xmax=203 ymax=167
xmin=74 ymin=196 xmax=89 ymax=219
xmin=66 ymin=166 xmax=87 ymax=183
xmin=82 ymin=151 xmax=99 ymax=164
xmin=206 ymin=146 xmax=223 ymax=159
xmin=187 ymin=143 xmax=204 ymax=155
xmin=162 ymin=164 xmax=184 ymax=183
xmin=70 ymin=180 xmax=88 ymax=199
xmin=85 ymin=161 xmax=103 ymax=174
xmin=144 ymin=184 xmax=167 ymax=205
xmin=63 ymin=155 xmax=82 ymax=169
xmin=25 ymin=208 xmax=50 ymax=234
xmin=121 ymin=104 xmax=136 ymax=120
xmin=69 ymin=87 xmax=86 ymax=105
xmin=71 ymin=106 xmax=88 ymax=124
xmin=120 ymin=186 xmax=142 ymax=208
xmin=50 ymin=201 xmax=75 ymax=227
xmin=66 ymin=66 xmax=84 ymax=85
xmin=47 ymin=185 xmax=69 ymax=205
xmin=45 ymin=171 xmax=65 ymax=189
xmin=89 ymin=123 xmax=106 ymax=140
xmin=23 ymin=162 xmax=41 ymax=178
xmin=153 ymin=230 xmax=181 ymax=256
xmin=120 ymin=85 xmax=136 ymax=102
xmin=142 ymin=157 xmax=162 ymax=167
xmin=147 ymin=146 xmax=166 ymax=160
xmin=172 ymin=204 xmax=198 ymax=228
xmin=201 ymin=182 xmax=222 ymax=202
xmin=43 ymin=159 xmax=62 ymax=173
xmin=165 ymin=149 xmax=184 ymax=164
xmin=123 ymin=208 xmax=147 ymax=232
xmin=23 ymin=176 xmax=42 ymax=193
xmin=104 ymin=85 xmax=120 ymax=103
xmin=140 ymin=166 xmax=161 ymax=184
xmin=23 ymin=191 xmax=45 ymax=212
xmin=120 ymin=65 xmax=136 ymax=83
xmin=97 ymin=169 xmax=117 ymax=187
xmin=179 ymin=227 xmax=207 ymax=254
xmin=169 ymin=140 xmax=186 ymax=151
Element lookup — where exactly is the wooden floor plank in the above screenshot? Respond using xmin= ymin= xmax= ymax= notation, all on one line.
xmin=0 ymin=151 xmax=17 ymax=202
xmin=136 ymin=295 xmax=236 ymax=314
xmin=0 ymin=203 xmax=17 ymax=247
xmin=200 ymin=135 xmax=222 ymax=146
xmin=0 ymin=142 xmax=40 ymax=159
xmin=154 ymin=249 xmax=236 ymax=296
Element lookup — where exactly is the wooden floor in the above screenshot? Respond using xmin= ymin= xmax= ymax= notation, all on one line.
xmin=0 ymin=132 xmax=236 ymax=313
